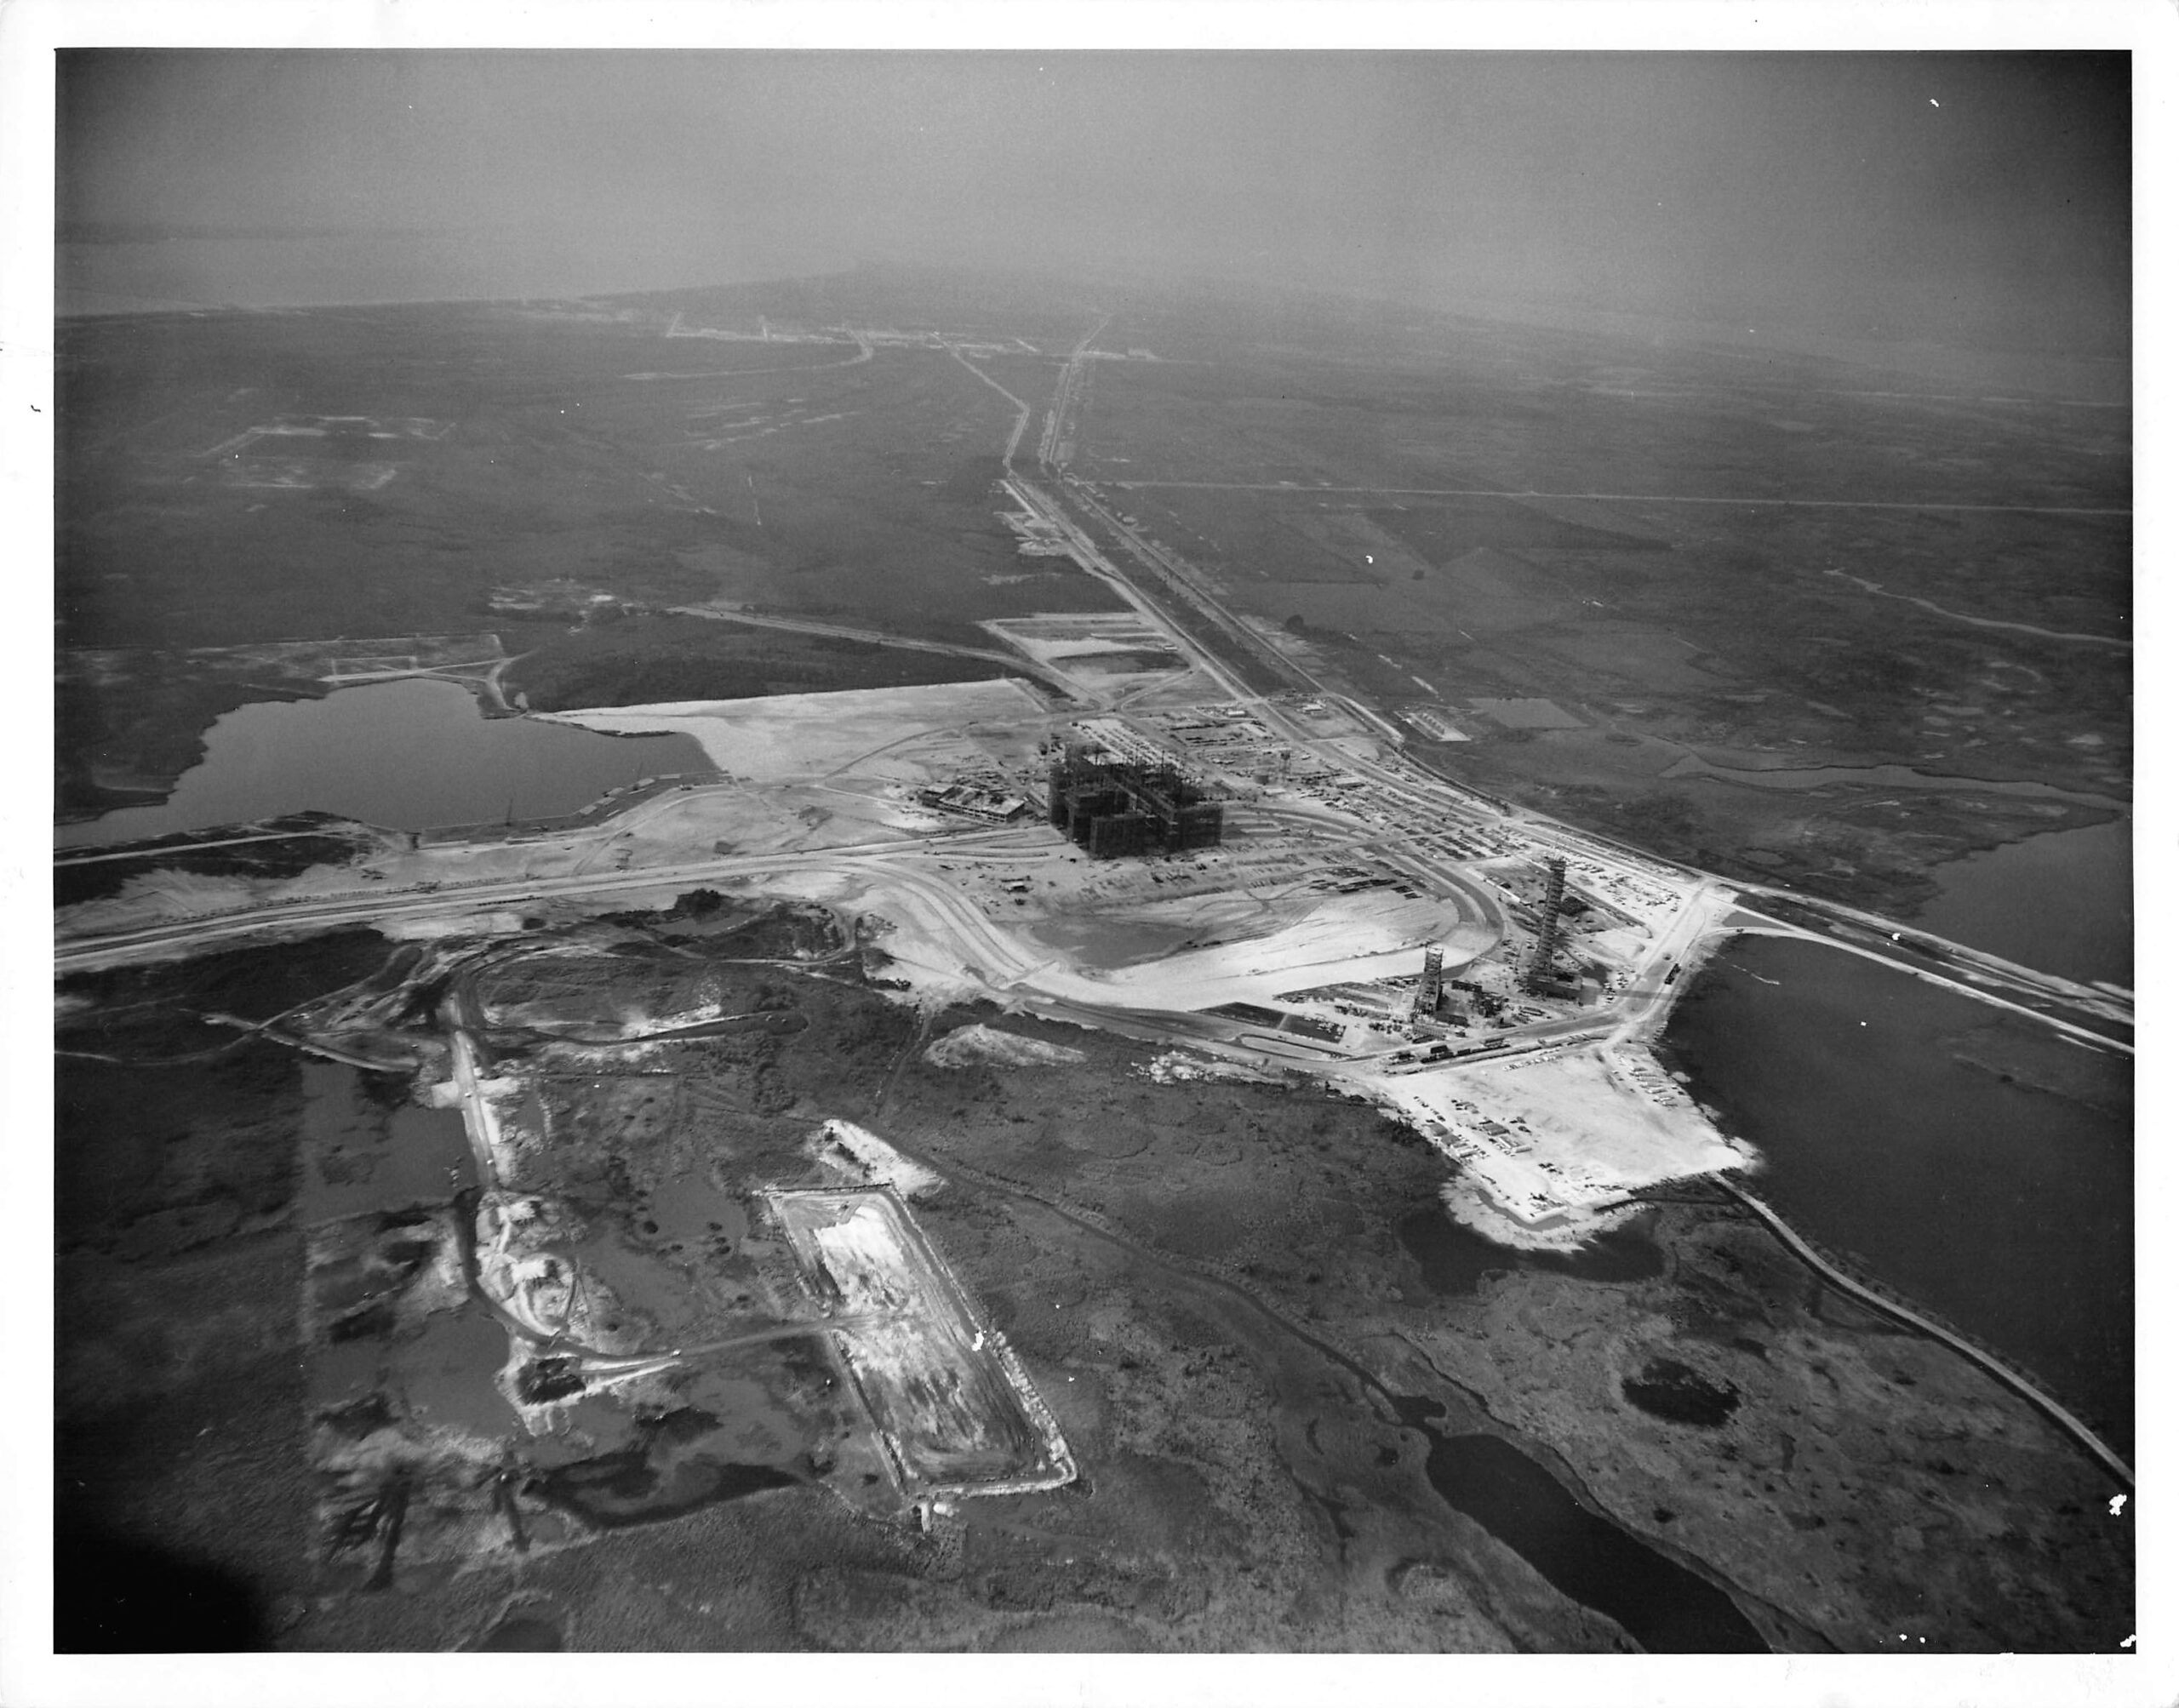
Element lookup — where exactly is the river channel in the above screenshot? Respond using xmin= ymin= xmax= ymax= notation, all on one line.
xmin=1664 ymin=933 xmax=2132 ymax=1460
xmin=59 ymin=677 xmax=714 ymax=850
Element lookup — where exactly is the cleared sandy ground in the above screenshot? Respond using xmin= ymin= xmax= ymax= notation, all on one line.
xmin=536 ymin=679 xmax=1051 ymax=781
xmin=1016 ymin=888 xmax=1497 ymax=1007
xmin=769 ymin=1187 xmax=1072 ymax=1498
xmin=597 ymin=780 xmax=942 ymax=861
xmin=1359 ymin=1046 xmax=1749 ymax=1248
xmin=981 ymin=613 xmax=1175 ymax=654
xmin=979 ymin=614 xmax=1193 ymax=696
xmin=809 ymin=1119 xmax=945 ymax=1199
xmin=925 ymin=1024 xmax=1087 ymax=1070
xmin=754 ymin=862 xmax=1498 ymax=1015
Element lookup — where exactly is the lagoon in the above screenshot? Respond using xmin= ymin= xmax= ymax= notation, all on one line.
xmin=58 ymin=677 xmax=713 ymax=850
xmin=1664 ymin=934 xmax=2132 ymax=1458
xmin=1911 ymin=817 xmax=2131 ymax=988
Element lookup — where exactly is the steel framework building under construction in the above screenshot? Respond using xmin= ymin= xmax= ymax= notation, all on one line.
xmin=1411 ymin=943 xmax=1445 ymax=1019
xmin=1046 ymin=749 xmax=1224 ymax=858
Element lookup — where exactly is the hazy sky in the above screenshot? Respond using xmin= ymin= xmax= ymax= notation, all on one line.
xmin=57 ymin=51 xmax=2129 ymax=352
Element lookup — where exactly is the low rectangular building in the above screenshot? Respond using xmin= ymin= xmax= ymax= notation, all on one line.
xmin=919 ymin=784 xmax=1028 ymax=823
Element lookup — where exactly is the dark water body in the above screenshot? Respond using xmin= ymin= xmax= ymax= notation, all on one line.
xmin=1912 ymin=817 xmax=2132 ymax=988
xmin=1395 ymin=1399 xmax=1766 ymax=1652
xmin=1621 ymin=1359 xmax=1741 ymax=1428
xmin=58 ymin=677 xmax=712 ymax=850
xmin=1666 ymin=934 xmax=2132 ymax=1458
xmin=1387 ymin=1209 xmax=1767 ymax=1648
xmin=1398 ymin=1207 xmax=1664 ymax=1294
xmin=398 ymin=1305 xmax=513 ymax=1438
xmin=475 ymin=1614 xmax=563 ymax=1652
xmin=53 ymin=1529 xmax=272 ymax=1651
xmin=528 ymin=1408 xmax=800 ymax=1530
xmin=300 ymin=1061 xmax=474 ymax=1224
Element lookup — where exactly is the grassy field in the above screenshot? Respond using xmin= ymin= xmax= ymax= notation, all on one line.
xmin=1060 ymin=292 xmax=2130 ymax=911
xmin=60 ymin=269 xmax=2129 ymax=908
xmin=58 ymin=301 xmax=1124 ymax=653
xmin=55 ymin=276 xmax=1143 ymax=813
xmin=502 ymin=614 xmax=1021 ymax=712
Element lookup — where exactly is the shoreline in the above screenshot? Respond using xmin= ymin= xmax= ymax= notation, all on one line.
xmin=1716 ymin=1180 xmax=2131 ymax=1488
xmin=1658 ymin=934 xmax=2133 ymax=1460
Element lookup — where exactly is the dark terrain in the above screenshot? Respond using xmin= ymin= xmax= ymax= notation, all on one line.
xmin=54 ymin=901 xmax=2130 ymax=1651
xmin=1063 ymin=290 xmax=2130 ymax=915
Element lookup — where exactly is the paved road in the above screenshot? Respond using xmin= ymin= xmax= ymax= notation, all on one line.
xmin=57 ymin=828 xmax=336 ymax=866
xmin=1000 ymin=474 xmax=1260 ymax=706
xmin=1058 ymin=477 xmax=1321 ymax=696
xmin=946 ymin=338 xmax=1038 ymax=466
xmin=1038 ymin=313 xmax=1112 ymax=467
xmin=1728 ymin=885 xmax=2131 ymax=1045
xmin=54 ymin=836 xmax=963 ymax=973
xmin=663 ymin=603 xmax=1078 ymax=698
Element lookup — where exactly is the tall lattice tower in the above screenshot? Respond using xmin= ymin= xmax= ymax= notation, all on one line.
xmin=1411 ymin=943 xmax=1444 ymax=1019
xmin=1523 ymin=856 xmax=1570 ymax=994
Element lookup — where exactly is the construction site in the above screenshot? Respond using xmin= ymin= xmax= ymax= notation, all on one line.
xmin=1045 ymin=745 xmax=1224 ymax=859
xmin=769 ymin=1187 xmax=1075 ymax=1499
xmin=54 ymin=638 xmax=1756 ymax=1254
xmin=193 ymin=912 xmax=1090 ymax=1595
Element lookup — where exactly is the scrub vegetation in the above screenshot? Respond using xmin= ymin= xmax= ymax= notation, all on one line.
xmin=54 ymin=903 xmax=2129 ymax=1651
